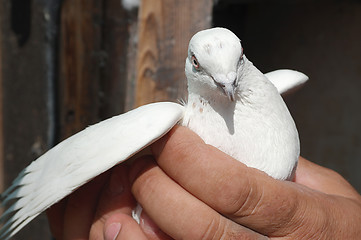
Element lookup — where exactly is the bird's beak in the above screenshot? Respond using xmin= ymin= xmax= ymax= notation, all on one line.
xmin=213 ymin=72 xmax=237 ymax=101
xmin=223 ymin=83 xmax=236 ymax=101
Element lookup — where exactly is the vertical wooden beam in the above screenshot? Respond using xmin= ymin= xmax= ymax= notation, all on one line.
xmin=135 ymin=0 xmax=213 ymax=107
xmin=123 ymin=10 xmax=140 ymax=112
xmin=100 ymin=0 xmax=138 ymax=118
xmin=1 ymin=0 xmax=56 ymax=238
xmin=0 ymin=0 xmax=4 ymax=197
xmin=59 ymin=0 xmax=103 ymax=139
xmin=100 ymin=0 xmax=126 ymax=119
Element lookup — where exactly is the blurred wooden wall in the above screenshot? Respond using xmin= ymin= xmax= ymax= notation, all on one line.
xmin=0 ymin=0 xmax=212 ymax=238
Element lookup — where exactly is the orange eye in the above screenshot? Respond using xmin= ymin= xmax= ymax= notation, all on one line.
xmin=191 ymin=55 xmax=200 ymax=69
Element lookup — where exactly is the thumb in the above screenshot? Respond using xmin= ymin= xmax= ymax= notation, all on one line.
xmin=295 ymin=157 xmax=361 ymax=200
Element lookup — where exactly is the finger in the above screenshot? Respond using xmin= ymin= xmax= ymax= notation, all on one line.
xmin=62 ymin=171 xmax=109 ymax=240
xmin=130 ymin=156 xmax=267 ymax=240
xmin=103 ymin=213 xmax=148 ymax=240
xmin=90 ymin=164 xmax=137 ymax=239
xmin=150 ymin=126 xmax=328 ymax=237
xmin=295 ymin=157 xmax=361 ymax=200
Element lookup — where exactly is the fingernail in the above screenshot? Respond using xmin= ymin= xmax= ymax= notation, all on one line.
xmin=109 ymin=167 xmax=125 ymax=196
xmin=104 ymin=222 xmax=121 ymax=240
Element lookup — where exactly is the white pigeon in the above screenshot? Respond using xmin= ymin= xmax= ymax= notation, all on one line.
xmin=0 ymin=27 xmax=308 ymax=239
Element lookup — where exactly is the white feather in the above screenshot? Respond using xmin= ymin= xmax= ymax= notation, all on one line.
xmin=265 ymin=69 xmax=309 ymax=94
xmin=0 ymin=102 xmax=183 ymax=240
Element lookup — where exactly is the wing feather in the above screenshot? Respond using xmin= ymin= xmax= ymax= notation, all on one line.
xmin=265 ymin=69 xmax=309 ymax=94
xmin=0 ymin=102 xmax=184 ymax=240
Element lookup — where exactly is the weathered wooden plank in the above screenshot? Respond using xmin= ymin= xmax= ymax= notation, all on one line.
xmin=135 ymin=0 xmax=213 ymax=107
xmin=123 ymin=12 xmax=140 ymax=111
xmin=59 ymin=0 xmax=103 ymax=139
xmin=99 ymin=0 xmax=138 ymax=118
xmin=0 ymin=0 xmax=56 ymax=238
xmin=0 ymin=1 xmax=4 ymax=197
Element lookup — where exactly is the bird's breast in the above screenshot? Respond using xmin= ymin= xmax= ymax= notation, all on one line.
xmin=182 ymin=97 xmax=299 ymax=180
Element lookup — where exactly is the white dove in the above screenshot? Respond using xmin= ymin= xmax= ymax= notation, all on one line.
xmin=0 ymin=27 xmax=308 ymax=239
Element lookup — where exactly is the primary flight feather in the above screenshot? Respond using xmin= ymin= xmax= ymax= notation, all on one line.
xmin=0 ymin=27 xmax=308 ymax=239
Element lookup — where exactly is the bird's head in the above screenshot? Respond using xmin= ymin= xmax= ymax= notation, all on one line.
xmin=185 ymin=28 xmax=244 ymax=102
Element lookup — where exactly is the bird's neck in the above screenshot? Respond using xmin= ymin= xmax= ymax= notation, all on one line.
xmin=186 ymin=90 xmax=230 ymax=108
xmin=183 ymin=90 xmax=237 ymax=135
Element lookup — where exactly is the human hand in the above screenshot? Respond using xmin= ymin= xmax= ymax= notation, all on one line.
xmin=129 ymin=125 xmax=361 ymax=239
xmin=47 ymin=125 xmax=361 ymax=239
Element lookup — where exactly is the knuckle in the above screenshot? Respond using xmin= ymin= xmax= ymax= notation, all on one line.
xmin=199 ymin=216 xmax=261 ymax=240
xmin=214 ymin=172 xmax=257 ymax=219
xmin=230 ymin=184 xmax=261 ymax=219
xmin=199 ymin=215 xmax=227 ymax=240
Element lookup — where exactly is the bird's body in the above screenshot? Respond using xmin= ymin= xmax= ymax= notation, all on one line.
xmin=183 ymin=61 xmax=299 ymax=180
xmin=182 ymin=28 xmax=299 ymax=180
xmin=0 ymin=27 xmax=307 ymax=239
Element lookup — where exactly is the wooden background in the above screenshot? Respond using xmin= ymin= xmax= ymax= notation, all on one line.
xmin=1 ymin=0 xmax=361 ymax=239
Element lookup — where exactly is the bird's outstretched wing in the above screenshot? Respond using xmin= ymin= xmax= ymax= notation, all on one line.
xmin=0 ymin=102 xmax=184 ymax=240
xmin=265 ymin=69 xmax=309 ymax=94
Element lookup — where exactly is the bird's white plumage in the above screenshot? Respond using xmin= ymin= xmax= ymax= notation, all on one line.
xmin=265 ymin=69 xmax=308 ymax=94
xmin=183 ymin=28 xmax=300 ymax=180
xmin=0 ymin=27 xmax=308 ymax=239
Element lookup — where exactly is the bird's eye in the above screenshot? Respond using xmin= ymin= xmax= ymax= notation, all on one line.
xmin=191 ymin=55 xmax=200 ymax=69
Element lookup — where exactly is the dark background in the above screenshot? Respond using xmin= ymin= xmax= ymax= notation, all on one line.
xmin=1 ymin=0 xmax=360 ymax=239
